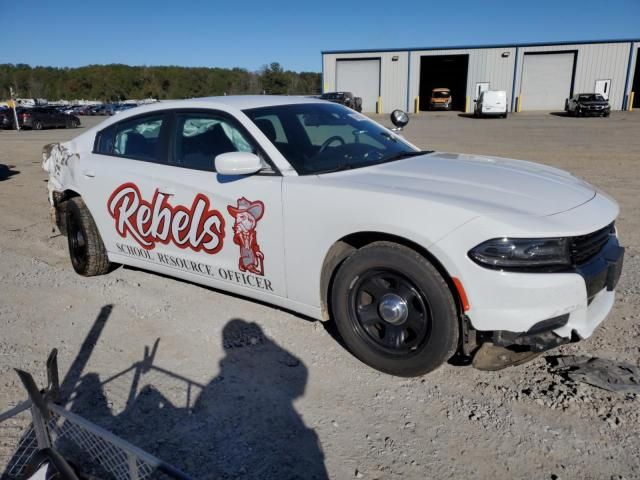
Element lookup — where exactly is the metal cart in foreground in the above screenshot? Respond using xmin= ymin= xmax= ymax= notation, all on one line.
xmin=0 ymin=350 xmax=193 ymax=480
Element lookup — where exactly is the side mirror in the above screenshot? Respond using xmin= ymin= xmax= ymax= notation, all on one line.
xmin=390 ymin=109 xmax=409 ymax=130
xmin=215 ymin=151 xmax=262 ymax=176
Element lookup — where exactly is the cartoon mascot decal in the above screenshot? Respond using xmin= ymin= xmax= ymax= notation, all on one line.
xmin=227 ymin=197 xmax=265 ymax=276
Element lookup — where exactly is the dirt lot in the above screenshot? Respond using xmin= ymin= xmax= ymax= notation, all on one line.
xmin=1 ymin=111 xmax=639 ymax=479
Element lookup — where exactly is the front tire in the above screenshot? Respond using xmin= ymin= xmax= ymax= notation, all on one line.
xmin=330 ymin=242 xmax=459 ymax=376
xmin=66 ymin=197 xmax=112 ymax=276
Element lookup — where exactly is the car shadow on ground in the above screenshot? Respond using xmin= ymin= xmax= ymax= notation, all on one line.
xmin=59 ymin=306 xmax=329 ymax=479
xmin=457 ymin=113 xmax=507 ymax=120
xmin=0 ymin=164 xmax=19 ymax=181
xmin=550 ymin=111 xmax=571 ymax=117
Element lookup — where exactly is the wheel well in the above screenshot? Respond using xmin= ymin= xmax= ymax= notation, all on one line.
xmin=320 ymin=231 xmax=465 ymax=321
xmin=53 ymin=189 xmax=80 ymax=206
xmin=51 ymin=189 xmax=81 ymax=235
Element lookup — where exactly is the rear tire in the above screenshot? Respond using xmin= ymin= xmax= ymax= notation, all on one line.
xmin=503 ymin=111 xmax=508 ymax=118
xmin=33 ymin=120 xmax=43 ymax=130
xmin=66 ymin=197 xmax=112 ymax=276
xmin=330 ymin=242 xmax=459 ymax=377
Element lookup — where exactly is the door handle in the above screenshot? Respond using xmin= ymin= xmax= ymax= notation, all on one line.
xmin=82 ymin=169 xmax=96 ymax=178
xmin=159 ymin=186 xmax=175 ymax=196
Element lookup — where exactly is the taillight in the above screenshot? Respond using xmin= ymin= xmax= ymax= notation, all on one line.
xmin=20 ymin=113 xmax=30 ymax=119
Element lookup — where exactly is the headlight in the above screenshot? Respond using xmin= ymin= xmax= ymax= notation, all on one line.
xmin=468 ymin=237 xmax=570 ymax=269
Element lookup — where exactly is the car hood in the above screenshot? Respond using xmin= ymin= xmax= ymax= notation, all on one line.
xmin=319 ymin=152 xmax=596 ymax=216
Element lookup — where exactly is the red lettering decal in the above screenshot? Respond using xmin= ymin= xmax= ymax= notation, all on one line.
xmin=107 ymin=183 xmax=225 ymax=254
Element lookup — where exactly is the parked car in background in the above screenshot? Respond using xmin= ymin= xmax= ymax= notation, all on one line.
xmin=565 ymin=93 xmax=611 ymax=117
xmin=319 ymin=92 xmax=362 ymax=112
xmin=61 ymin=105 xmax=79 ymax=115
xmin=0 ymin=108 xmax=16 ymax=129
xmin=474 ymin=90 xmax=508 ymax=118
xmin=75 ymin=105 xmax=95 ymax=115
xmin=106 ymin=103 xmax=139 ymax=116
xmin=19 ymin=107 xmax=81 ymax=129
xmin=429 ymin=88 xmax=452 ymax=110
xmin=88 ymin=105 xmax=107 ymax=116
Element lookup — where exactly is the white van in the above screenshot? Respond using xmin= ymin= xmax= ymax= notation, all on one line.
xmin=474 ymin=90 xmax=508 ymax=118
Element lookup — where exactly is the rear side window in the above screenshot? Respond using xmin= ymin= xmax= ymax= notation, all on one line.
xmin=95 ymin=114 xmax=166 ymax=163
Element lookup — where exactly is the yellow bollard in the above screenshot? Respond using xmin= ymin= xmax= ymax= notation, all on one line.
xmin=630 ymin=92 xmax=635 ymax=112
xmin=414 ymin=97 xmax=420 ymax=114
xmin=376 ymin=97 xmax=382 ymax=114
xmin=465 ymin=96 xmax=470 ymax=113
xmin=516 ymin=96 xmax=522 ymax=113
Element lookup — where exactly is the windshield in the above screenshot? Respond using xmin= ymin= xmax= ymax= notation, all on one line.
xmin=243 ymin=103 xmax=420 ymax=175
xmin=432 ymin=91 xmax=450 ymax=98
xmin=578 ymin=94 xmax=605 ymax=102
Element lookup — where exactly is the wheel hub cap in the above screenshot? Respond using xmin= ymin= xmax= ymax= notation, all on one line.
xmin=378 ymin=293 xmax=408 ymax=325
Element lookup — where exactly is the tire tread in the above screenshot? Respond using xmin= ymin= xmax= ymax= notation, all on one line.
xmin=67 ymin=197 xmax=111 ymax=276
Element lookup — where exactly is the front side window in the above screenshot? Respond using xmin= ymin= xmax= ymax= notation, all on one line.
xmin=172 ymin=113 xmax=257 ymax=171
xmin=96 ymin=114 xmax=166 ymax=163
xmin=244 ymin=103 xmax=419 ymax=175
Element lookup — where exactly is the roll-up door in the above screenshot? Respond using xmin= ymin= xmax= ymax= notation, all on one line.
xmin=336 ymin=59 xmax=380 ymax=112
xmin=520 ymin=52 xmax=575 ymax=110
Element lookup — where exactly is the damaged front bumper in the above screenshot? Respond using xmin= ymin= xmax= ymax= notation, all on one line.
xmin=469 ymin=237 xmax=624 ymax=369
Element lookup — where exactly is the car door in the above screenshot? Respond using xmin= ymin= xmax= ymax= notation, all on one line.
xmin=79 ymin=112 xmax=172 ymax=265
xmin=42 ymin=108 xmax=56 ymax=127
xmin=595 ymin=79 xmax=611 ymax=100
xmin=142 ymin=109 xmax=286 ymax=298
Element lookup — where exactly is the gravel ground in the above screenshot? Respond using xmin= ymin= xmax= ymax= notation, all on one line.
xmin=1 ymin=111 xmax=639 ymax=479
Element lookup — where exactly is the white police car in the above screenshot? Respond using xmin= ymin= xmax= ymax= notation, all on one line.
xmin=43 ymin=96 xmax=623 ymax=376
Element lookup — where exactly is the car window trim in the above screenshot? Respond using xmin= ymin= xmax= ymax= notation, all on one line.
xmin=164 ymin=108 xmax=281 ymax=176
xmin=93 ymin=111 xmax=171 ymax=165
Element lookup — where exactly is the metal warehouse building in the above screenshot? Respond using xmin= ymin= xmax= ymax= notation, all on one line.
xmin=322 ymin=39 xmax=640 ymax=113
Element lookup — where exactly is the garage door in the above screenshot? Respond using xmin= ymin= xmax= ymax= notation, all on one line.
xmin=336 ymin=59 xmax=380 ymax=112
xmin=520 ymin=53 xmax=575 ymax=111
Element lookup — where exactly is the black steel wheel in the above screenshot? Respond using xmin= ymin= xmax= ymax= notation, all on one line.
xmin=331 ymin=242 xmax=459 ymax=376
xmin=66 ymin=197 xmax=112 ymax=276
xmin=33 ymin=120 xmax=43 ymax=130
xmin=348 ymin=270 xmax=431 ymax=355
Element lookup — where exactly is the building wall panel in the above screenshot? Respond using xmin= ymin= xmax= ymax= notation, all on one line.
xmin=513 ymin=42 xmax=632 ymax=110
xmin=323 ymin=51 xmax=408 ymax=112
xmin=323 ymin=40 xmax=637 ymax=113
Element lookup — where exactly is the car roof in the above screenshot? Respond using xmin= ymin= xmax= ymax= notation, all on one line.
xmin=182 ymin=95 xmax=326 ymax=110
xmin=432 ymin=88 xmax=450 ymax=92
xmin=76 ymin=95 xmax=332 ymax=134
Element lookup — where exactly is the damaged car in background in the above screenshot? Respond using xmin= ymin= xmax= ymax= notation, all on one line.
xmin=42 ymin=96 xmax=623 ymax=376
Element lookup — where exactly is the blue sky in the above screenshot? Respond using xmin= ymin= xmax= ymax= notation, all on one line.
xmin=4 ymin=0 xmax=639 ymax=72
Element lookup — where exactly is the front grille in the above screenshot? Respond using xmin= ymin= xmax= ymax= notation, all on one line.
xmin=570 ymin=223 xmax=614 ymax=265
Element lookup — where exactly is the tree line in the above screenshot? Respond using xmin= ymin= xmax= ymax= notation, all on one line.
xmin=0 ymin=62 xmax=321 ymax=102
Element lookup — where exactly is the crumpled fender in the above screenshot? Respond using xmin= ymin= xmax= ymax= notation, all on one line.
xmin=42 ymin=142 xmax=79 ymax=205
